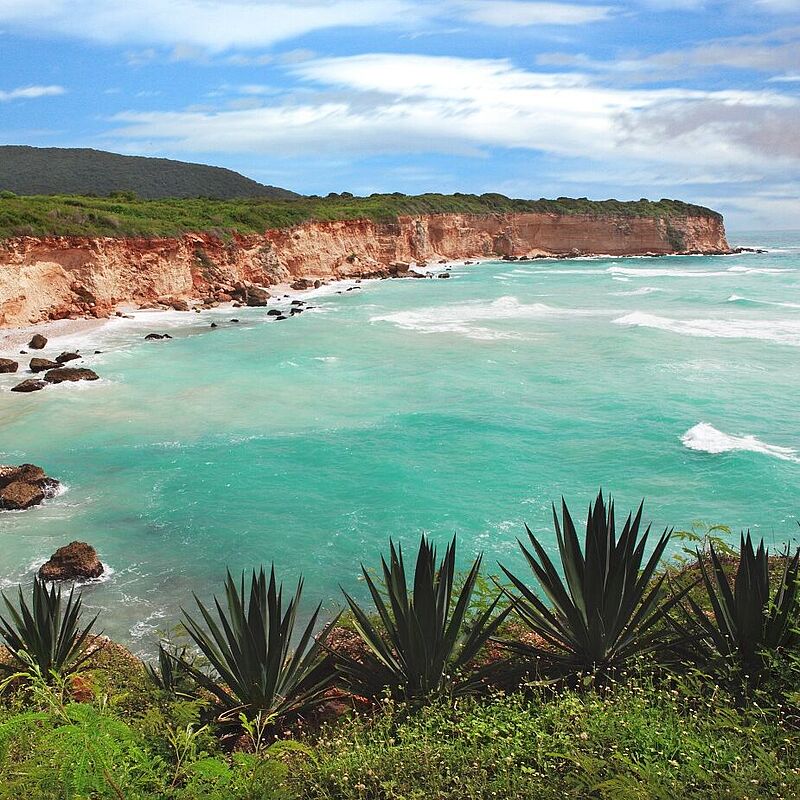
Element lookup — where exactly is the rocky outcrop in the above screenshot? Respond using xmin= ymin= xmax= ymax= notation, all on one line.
xmin=29 ymin=357 xmax=59 ymax=372
xmin=10 ymin=378 xmax=45 ymax=392
xmin=0 ymin=358 xmax=18 ymax=373
xmin=0 ymin=211 xmax=730 ymax=327
xmin=43 ymin=367 xmax=99 ymax=383
xmin=0 ymin=463 xmax=59 ymax=510
xmin=39 ymin=541 xmax=103 ymax=581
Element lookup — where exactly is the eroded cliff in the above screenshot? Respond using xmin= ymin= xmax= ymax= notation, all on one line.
xmin=0 ymin=211 xmax=730 ymax=327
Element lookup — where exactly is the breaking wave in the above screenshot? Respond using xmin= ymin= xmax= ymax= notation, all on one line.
xmin=370 ymin=296 xmax=599 ymax=340
xmin=681 ymin=423 xmax=800 ymax=463
xmin=726 ymin=295 xmax=800 ymax=309
xmin=613 ymin=312 xmax=800 ymax=346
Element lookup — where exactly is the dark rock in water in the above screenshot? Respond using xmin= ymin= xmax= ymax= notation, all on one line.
xmin=19 ymin=350 xmax=27 ymax=354
xmin=28 ymin=334 xmax=47 ymax=350
xmin=275 ymin=315 xmax=288 ymax=320
xmin=94 ymin=350 xmax=102 ymax=354
xmin=314 ymin=279 xmax=321 ymax=288
xmin=39 ymin=541 xmax=103 ymax=581
xmin=267 ymin=309 xmax=283 ymax=316
xmin=291 ymin=300 xmax=304 ymax=306
xmin=438 ymin=273 xmax=451 ymax=279
xmin=44 ymin=367 xmax=100 ymax=384
xmin=230 ymin=319 xmax=239 ymax=323
xmin=10 ymin=379 xmax=46 ymax=393
xmin=56 ymin=352 xmax=81 ymax=364
xmin=291 ymin=278 xmax=313 ymax=290
xmin=0 ymin=358 xmax=18 ymax=373
xmin=210 ymin=322 xmax=218 ymax=328
xmin=30 ymin=357 xmax=60 ymax=373
xmin=245 ymin=286 xmax=271 ymax=307
xmin=144 ymin=333 xmax=172 ymax=340
xmin=0 ymin=463 xmax=59 ymax=510
xmin=0 ymin=481 xmax=45 ymax=510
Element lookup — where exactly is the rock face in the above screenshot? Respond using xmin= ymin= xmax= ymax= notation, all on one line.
xmin=29 ymin=357 xmax=59 ymax=372
xmin=0 ymin=357 xmax=18 ymax=372
xmin=44 ymin=367 xmax=100 ymax=383
xmin=0 ymin=463 xmax=59 ymax=509
xmin=0 ymin=212 xmax=731 ymax=327
xmin=39 ymin=541 xmax=104 ymax=581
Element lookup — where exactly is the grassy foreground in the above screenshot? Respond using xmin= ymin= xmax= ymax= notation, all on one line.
xmin=0 ymin=192 xmax=722 ymax=239
xmin=1 ymin=495 xmax=798 ymax=798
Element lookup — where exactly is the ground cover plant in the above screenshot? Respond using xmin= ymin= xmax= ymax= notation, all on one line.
xmin=0 ymin=489 xmax=798 ymax=798
xmin=0 ymin=192 xmax=721 ymax=239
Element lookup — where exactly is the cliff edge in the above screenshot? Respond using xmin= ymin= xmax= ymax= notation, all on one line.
xmin=0 ymin=210 xmax=730 ymax=327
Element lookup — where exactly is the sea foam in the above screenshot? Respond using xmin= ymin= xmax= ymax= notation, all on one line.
xmin=614 ymin=312 xmax=800 ymax=346
xmin=681 ymin=423 xmax=800 ymax=463
xmin=371 ymin=295 xmax=598 ymax=340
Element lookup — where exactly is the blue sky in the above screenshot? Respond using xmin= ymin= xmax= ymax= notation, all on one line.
xmin=0 ymin=1 xmax=798 ymax=229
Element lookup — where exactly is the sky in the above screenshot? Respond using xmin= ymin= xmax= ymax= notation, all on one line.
xmin=0 ymin=1 xmax=798 ymax=230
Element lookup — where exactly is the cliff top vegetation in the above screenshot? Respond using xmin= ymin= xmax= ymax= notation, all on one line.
xmin=0 ymin=191 xmax=722 ymax=239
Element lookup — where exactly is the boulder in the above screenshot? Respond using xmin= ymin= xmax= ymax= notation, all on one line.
xmin=210 ymin=322 xmax=218 ymax=328
xmin=44 ymin=367 xmax=100 ymax=384
xmin=267 ymin=309 xmax=283 ymax=316
xmin=29 ymin=357 xmax=60 ymax=373
xmin=230 ymin=318 xmax=239 ymax=323
xmin=291 ymin=300 xmax=304 ymax=306
xmin=0 ymin=481 xmax=45 ymax=510
xmin=10 ymin=379 xmax=46 ymax=393
xmin=275 ymin=315 xmax=287 ymax=320
xmin=28 ymin=334 xmax=47 ymax=350
xmin=245 ymin=286 xmax=271 ymax=307
xmin=56 ymin=352 xmax=81 ymax=364
xmin=290 ymin=278 xmax=313 ymax=290
xmin=314 ymin=280 xmax=321 ymax=288
xmin=0 ymin=463 xmax=59 ymax=510
xmin=438 ymin=273 xmax=451 ymax=279
xmin=144 ymin=333 xmax=173 ymax=340
xmin=0 ymin=358 xmax=18 ymax=373
xmin=39 ymin=541 xmax=104 ymax=582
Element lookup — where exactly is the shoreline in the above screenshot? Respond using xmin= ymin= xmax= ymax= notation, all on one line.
xmin=0 ymin=247 xmax=764 ymax=353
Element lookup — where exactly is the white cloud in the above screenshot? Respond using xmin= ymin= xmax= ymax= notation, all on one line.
xmin=106 ymin=53 xmax=800 ymax=182
xmin=461 ymin=1 xmax=614 ymax=26
xmin=0 ymin=84 xmax=65 ymax=101
xmin=0 ymin=0 xmax=416 ymax=52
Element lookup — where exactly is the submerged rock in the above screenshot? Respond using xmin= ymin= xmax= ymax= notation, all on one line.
xmin=29 ymin=357 xmax=60 ymax=373
xmin=28 ymin=334 xmax=47 ymax=350
xmin=0 ymin=358 xmax=18 ymax=373
xmin=10 ymin=379 xmax=46 ymax=393
xmin=44 ymin=367 xmax=100 ymax=384
xmin=267 ymin=309 xmax=283 ymax=316
xmin=39 ymin=541 xmax=104 ymax=581
xmin=144 ymin=333 xmax=173 ymax=341
xmin=56 ymin=352 xmax=81 ymax=364
xmin=0 ymin=463 xmax=59 ymax=510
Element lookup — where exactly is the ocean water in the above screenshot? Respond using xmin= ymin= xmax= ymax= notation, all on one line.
xmin=1 ymin=231 xmax=799 ymax=654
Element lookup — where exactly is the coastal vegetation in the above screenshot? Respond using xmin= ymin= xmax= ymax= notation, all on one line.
xmin=0 ymin=191 xmax=722 ymax=240
xmin=1 ymin=491 xmax=799 ymax=798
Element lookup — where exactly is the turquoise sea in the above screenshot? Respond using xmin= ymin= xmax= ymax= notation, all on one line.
xmin=1 ymin=230 xmax=799 ymax=653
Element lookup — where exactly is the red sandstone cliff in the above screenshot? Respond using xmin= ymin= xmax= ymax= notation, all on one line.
xmin=0 ymin=212 xmax=729 ymax=327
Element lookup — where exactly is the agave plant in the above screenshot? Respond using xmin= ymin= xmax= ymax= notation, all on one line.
xmin=337 ymin=535 xmax=510 ymax=703
xmin=675 ymin=532 xmax=800 ymax=682
xmin=499 ymin=491 xmax=682 ymax=678
xmin=178 ymin=567 xmax=336 ymax=724
xmin=0 ymin=577 xmax=97 ymax=682
xmin=145 ymin=644 xmax=196 ymax=697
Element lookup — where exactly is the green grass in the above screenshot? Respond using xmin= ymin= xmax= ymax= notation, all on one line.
xmin=0 ymin=192 xmax=722 ymax=239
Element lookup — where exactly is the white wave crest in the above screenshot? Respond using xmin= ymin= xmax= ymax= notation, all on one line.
xmin=681 ymin=423 xmax=800 ymax=463
xmin=612 ymin=286 xmax=662 ymax=296
xmin=370 ymin=296 xmax=598 ymax=340
xmin=726 ymin=295 xmax=800 ymax=309
xmin=614 ymin=312 xmax=800 ymax=346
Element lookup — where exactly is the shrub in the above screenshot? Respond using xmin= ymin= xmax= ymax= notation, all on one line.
xmin=499 ymin=491 xmax=683 ymax=679
xmin=0 ymin=578 xmax=97 ymax=683
xmin=337 ymin=535 xmax=509 ymax=703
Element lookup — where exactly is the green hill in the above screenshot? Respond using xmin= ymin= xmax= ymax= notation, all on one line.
xmin=0 ymin=146 xmax=299 ymax=200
